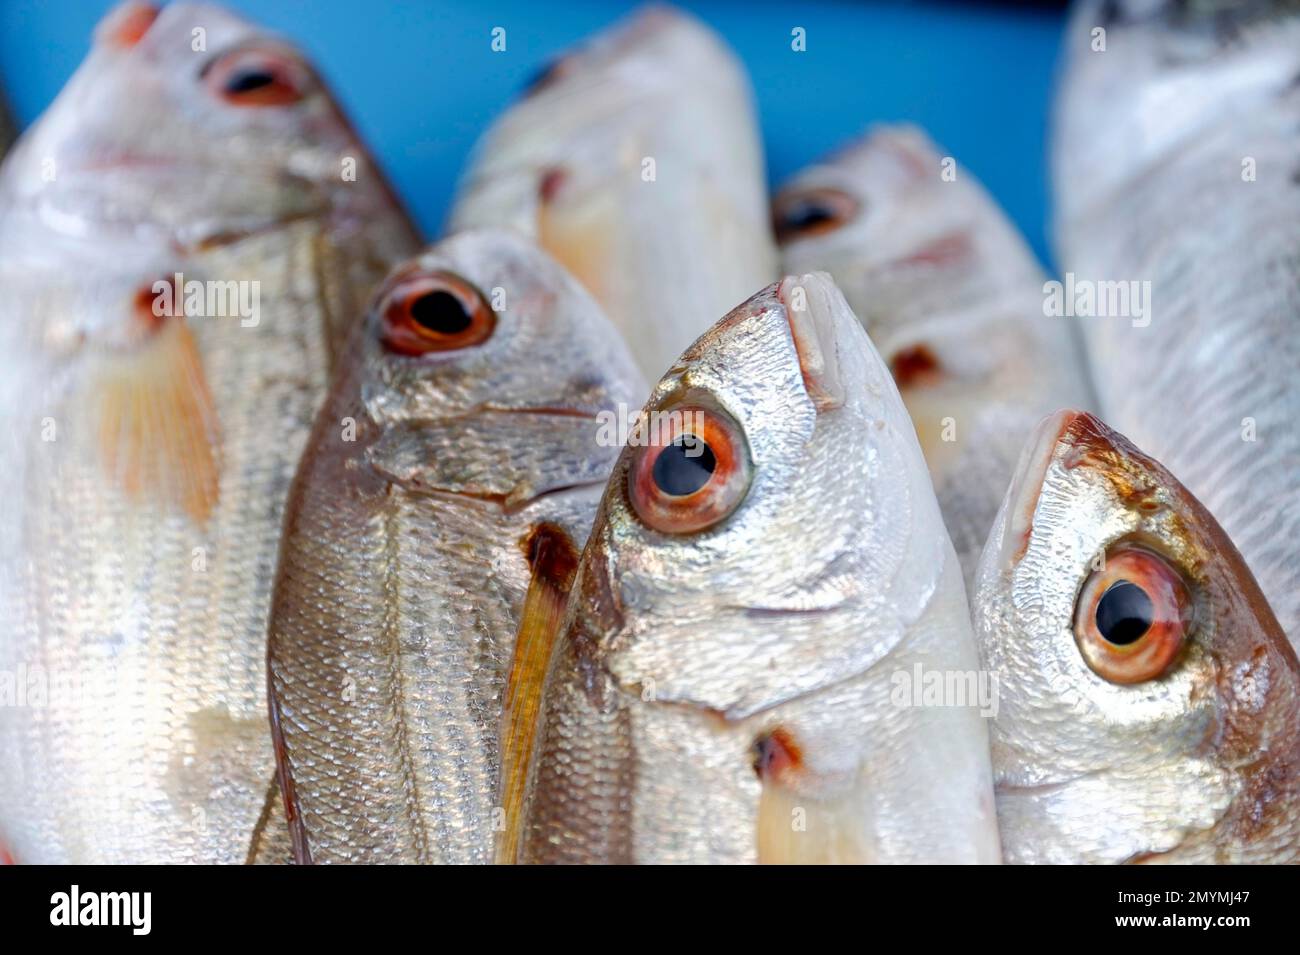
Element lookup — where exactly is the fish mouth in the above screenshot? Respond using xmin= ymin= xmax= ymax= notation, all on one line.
xmin=95 ymin=1 xmax=160 ymax=50
xmin=997 ymin=409 xmax=1086 ymax=568
xmin=777 ymin=272 xmax=850 ymax=412
xmin=70 ymin=153 xmax=183 ymax=173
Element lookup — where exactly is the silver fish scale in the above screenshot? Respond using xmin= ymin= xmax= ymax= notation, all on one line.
xmin=266 ymin=230 xmax=646 ymax=864
xmin=269 ymin=402 xmax=610 ymax=863
xmin=1065 ymin=117 xmax=1300 ymax=643
xmin=0 ymin=221 xmax=397 ymax=863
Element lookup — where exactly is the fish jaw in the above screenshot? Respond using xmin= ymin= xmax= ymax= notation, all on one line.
xmin=524 ymin=272 xmax=1000 ymax=863
xmin=976 ymin=410 xmax=1300 ymax=863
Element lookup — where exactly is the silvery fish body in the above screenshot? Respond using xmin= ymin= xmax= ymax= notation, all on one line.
xmin=449 ymin=4 xmax=778 ymax=384
xmin=1054 ymin=0 xmax=1300 ymax=642
xmin=0 ymin=1 xmax=418 ymax=864
xmin=975 ymin=410 xmax=1300 ymax=863
xmin=522 ymin=272 xmax=1001 ymax=864
xmin=266 ymin=230 xmax=645 ymax=863
xmin=776 ymin=126 xmax=1096 ymax=587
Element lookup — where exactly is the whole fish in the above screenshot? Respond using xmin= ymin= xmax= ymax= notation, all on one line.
xmin=1053 ymin=0 xmax=1300 ymax=642
xmin=266 ymin=230 xmax=645 ymax=864
xmin=775 ymin=125 xmax=1095 ymax=587
xmin=449 ymin=4 xmax=777 ymax=384
xmin=975 ymin=409 xmax=1300 ymax=863
xmin=0 ymin=1 xmax=418 ymax=863
xmin=520 ymin=272 xmax=1001 ymax=864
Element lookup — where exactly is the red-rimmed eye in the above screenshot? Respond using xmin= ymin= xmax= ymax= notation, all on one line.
xmin=204 ymin=46 xmax=311 ymax=107
xmin=771 ymin=187 xmax=860 ymax=243
xmin=627 ymin=405 xmax=752 ymax=534
xmin=377 ymin=270 xmax=496 ymax=356
xmin=1073 ymin=545 xmax=1192 ymax=685
xmin=523 ymin=55 xmax=574 ymax=95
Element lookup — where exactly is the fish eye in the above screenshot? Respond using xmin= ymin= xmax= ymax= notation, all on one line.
xmin=376 ymin=270 xmax=496 ymax=356
xmin=523 ymin=55 xmax=573 ymax=95
xmin=204 ymin=46 xmax=311 ymax=107
xmin=1073 ymin=545 xmax=1192 ymax=684
xmin=771 ymin=187 xmax=860 ymax=243
xmin=628 ymin=405 xmax=752 ymax=534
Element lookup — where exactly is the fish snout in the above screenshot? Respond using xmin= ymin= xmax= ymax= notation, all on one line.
xmin=95 ymin=1 xmax=160 ymax=50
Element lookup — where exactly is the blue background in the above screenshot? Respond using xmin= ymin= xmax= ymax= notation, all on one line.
xmin=0 ymin=1 xmax=1067 ymax=263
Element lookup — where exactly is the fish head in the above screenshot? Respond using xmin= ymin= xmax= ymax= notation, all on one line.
xmin=350 ymin=229 xmax=645 ymax=506
xmin=536 ymin=273 xmax=998 ymax=862
xmin=772 ymin=125 xmax=1006 ymax=295
xmin=357 ymin=229 xmax=642 ymax=422
xmin=1053 ymin=0 xmax=1300 ymax=228
xmin=450 ymin=5 xmax=756 ymax=241
xmin=589 ymin=271 xmax=946 ymax=715
xmin=976 ymin=409 xmax=1300 ymax=862
xmin=2 ymin=1 xmax=396 ymax=247
xmin=773 ymin=125 xmax=1047 ymax=466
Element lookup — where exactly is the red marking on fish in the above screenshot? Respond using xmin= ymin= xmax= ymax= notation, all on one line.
xmin=96 ymin=2 xmax=159 ymax=50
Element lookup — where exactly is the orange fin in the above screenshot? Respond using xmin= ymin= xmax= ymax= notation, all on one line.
xmin=96 ymin=315 xmax=221 ymax=524
xmin=536 ymin=167 xmax=614 ymax=304
xmin=754 ymin=730 xmax=873 ymax=864
xmin=495 ymin=523 xmax=579 ymax=865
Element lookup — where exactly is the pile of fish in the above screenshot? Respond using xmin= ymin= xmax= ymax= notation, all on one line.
xmin=0 ymin=0 xmax=1295 ymax=865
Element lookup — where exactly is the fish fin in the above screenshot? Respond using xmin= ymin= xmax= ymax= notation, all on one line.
xmin=536 ymin=170 xmax=615 ymax=305
xmin=495 ymin=523 xmax=579 ymax=865
xmin=96 ymin=318 xmax=221 ymax=524
xmin=754 ymin=730 xmax=873 ymax=864
xmin=267 ymin=666 xmax=313 ymax=865
xmin=245 ymin=774 xmax=295 ymax=865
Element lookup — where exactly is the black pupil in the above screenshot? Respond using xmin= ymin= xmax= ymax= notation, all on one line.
xmin=410 ymin=291 xmax=472 ymax=336
xmin=1095 ymin=580 xmax=1154 ymax=646
xmin=226 ymin=68 xmax=277 ymax=94
xmin=652 ymin=436 xmax=716 ymax=497
xmin=781 ymin=199 xmax=835 ymax=232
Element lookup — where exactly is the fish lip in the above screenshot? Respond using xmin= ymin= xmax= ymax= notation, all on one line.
xmin=994 ymin=775 xmax=1085 ymax=799
xmin=997 ymin=408 xmax=1090 ymax=569
xmin=776 ymin=273 xmax=850 ymax=413
xmin=68 ymin=153 xmax=182 ymax=173
xmin=473 ymin=404 xmax=604 ymax=420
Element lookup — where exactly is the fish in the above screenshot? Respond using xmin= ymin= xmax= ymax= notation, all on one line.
xmin=265 ymin=229 xmax=646 ymax=864
xmin=775 ymin=125 xmax=1096 ymax=587
xmin=0 ymin=1 xmax=419 ymax=864
xmin=1053 ymin=0 xmax=1300 ymax=643
xmin=974 ymin=409 xmax=1300 ymax=863
xmin=449 ymin=4 xmax=778 ymax=384
xmin=518 ymin=271 xmax=1001 ymax=864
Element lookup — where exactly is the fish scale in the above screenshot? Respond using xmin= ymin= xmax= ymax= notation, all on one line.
xmin=450 ymin=5 xmax=777 ymax=385
xmin=973 ymin=410 xmax=1300 ymax=863
xmin=523 ymin=273 xmax=1001 ymax=864
xmin=0 ymin=2 xmax=419 ymax=863
xmin=266 ymin=230 xmax=645 ymax=863
xmin=1054 ymin=1 xmax=1300 ymax=646
xmin=775 ymin=126 xmax=1096 ymax=591
xmin=0 ymin=223 xmax=388 ymax=863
